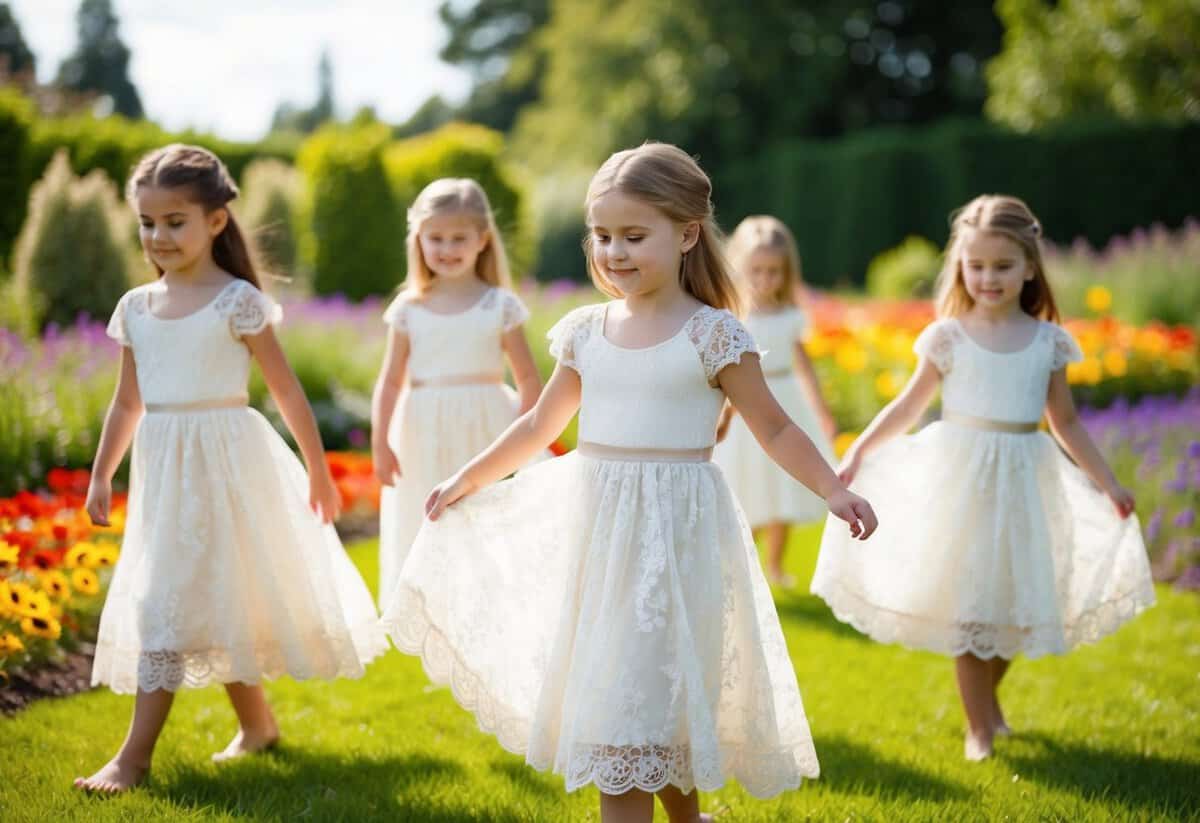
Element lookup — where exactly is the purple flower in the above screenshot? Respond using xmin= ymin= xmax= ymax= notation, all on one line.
xmin=347 ymin=428 xmax=367 ymax=449
xmin=1175 ymin=565 xmax=1200 ymax=591
xmin=1188 ymin=441 xmax=1200 ymax=460
xmin=1173 ymin=508 xmax=1196 ymax=530
xmin=1146 ymin=509 xmax=1164 ymax=544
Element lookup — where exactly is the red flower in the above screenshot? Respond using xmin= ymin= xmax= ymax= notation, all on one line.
xmin=29 ymin=548 xmax=63 ymax=571
xmin=548 ymin=440 xmax=569 ymax=457
xmin=52 ymin=524 xmax=70 ymax=542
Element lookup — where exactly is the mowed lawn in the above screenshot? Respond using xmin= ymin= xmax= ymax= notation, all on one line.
xmin=4 ymin=526 xmax=1198 ymax=822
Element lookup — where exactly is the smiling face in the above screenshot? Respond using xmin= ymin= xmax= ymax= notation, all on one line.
xmin=135 ymin=185 xmax=226 ymax=275
xmin=416 ymin=212 xmax=490 ymax=282
xmin=958 ymin=228 xmax=1032 ymax=313
xmin=744 ymin=248 xmax=789 ymax=307
xmin=587 ymin=190 xmax=696 ymax=300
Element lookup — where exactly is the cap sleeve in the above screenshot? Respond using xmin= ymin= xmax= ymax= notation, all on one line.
xmin=914 ymin=319 xmax=955 ymax=374
xmin=686 ymin=307 xmax=759 ymax=387
xmin=382 ymin=295 xmax=408 ymax=333
xmin=547 ymin=305 xmax=599 ymax=373
xmin=106 ymin=291 xmax=131 ymax=347
xmin=1049 ymin=324 xmax=1084 ymax=371
xmin=501 ymin=290 xmax=530 ymax=332
xmin=215 ymin=280 xmax=282 ymax=340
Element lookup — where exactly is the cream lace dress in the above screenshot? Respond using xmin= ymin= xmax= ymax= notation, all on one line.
xmin=378 ymin=286 xmax=531 ymax=606
xmin=93 ymin=279 xmax=387 ymax=694
xmin=380 ymin=302 xmax=820 ymax=798
xmin=811 ymin=318 xmax=1155 ymax=659
xmin=715 ymin=307 xmax=834 ymax=526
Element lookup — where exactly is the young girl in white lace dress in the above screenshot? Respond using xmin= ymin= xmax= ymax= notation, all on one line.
xmin=380 ymin=143 xmax=878 ymax=823
xmin=811 ymin=195 xmax=1155 ymax=762
xmin=371 ymin=178 xmax=541 ymax=606
xmin=75 ymin=145 xmax=386 ymax=794
xmin=715 ymin=216 xmax=837 ymax=587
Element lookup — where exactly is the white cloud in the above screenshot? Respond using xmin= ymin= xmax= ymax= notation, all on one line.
xmin=9 ymin=0 xmax=473 ymax=140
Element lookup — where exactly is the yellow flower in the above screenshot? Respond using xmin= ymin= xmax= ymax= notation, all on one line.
xmin=0 ymin=632 xmax=24 ymax=655
xmin=6 ymin=581 xmax=37 ymax=616
xmin=92 ymin=544 xmax=119 ymax=567
xmin=834 ymin=432 xmax=859 ymax=458
xmin=0 ymin=580 xmax=12 ymax=618
xmin=20 ymin=588 xmax=52 ymax=619
xmin=874 ymin=371 xmax=902 ymax=400
xmin=20 ymin=614 xmax=62 ymax=641
xmin=1102 ymin=349 xmax=1128 ymax=378
xmin=71 ymin=568 xmax=101 ymax=596
xmin=805 ymin=334 xmax=834 ymax=359
xmin=64 ymin=541 xmax=96 ymax=569
xmin=1067 ymin=357 xmax=1103 ymax=386
xmin=39 ymin=570 xmax=71 ymax=602
xmin=834 ymin=343 xmax=869 ymax=374
xmin=0 ymin=543 xmax=18 ymax=573
xmin=1084 ymin=285 xmax=1113 ymax=315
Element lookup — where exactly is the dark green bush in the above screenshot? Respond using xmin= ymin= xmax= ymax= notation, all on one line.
xmin=0 ymin=89 xmax=34 ymax=262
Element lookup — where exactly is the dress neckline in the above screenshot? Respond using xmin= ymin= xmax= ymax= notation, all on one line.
xmin=145 ymin=279 xmax=240 ymax=322
xmin=952 ymin=317 xmax=1042 ymax=356
xmin=407 ymin=287 xmax=494 ymax=317
xmin=599 ymin=303 xmax=708 ymax=352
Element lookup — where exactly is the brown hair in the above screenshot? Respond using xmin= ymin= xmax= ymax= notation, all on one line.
xmin=404 ymin=177 xmax=511 ymax=294
xmin=934 ymin=194 xmax=1059 ymax=322
xmin=584 ymin=142 xmax=744 ymax=316
xmin=726 ymin=215 xmax=803 ymax=309
xmin=127 ymin=143 xmax=261 ymax=288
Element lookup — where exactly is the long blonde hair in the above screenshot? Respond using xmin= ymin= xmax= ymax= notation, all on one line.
xmin=404 ymin=178 xmax=511 ymax=293
xmin=726 ymin=215 xmax=803 ymax=309
xmin=934 ymin=194 xmax=1060 ymax=322
xmin=584 ymin=143 xmax=743 ymax=316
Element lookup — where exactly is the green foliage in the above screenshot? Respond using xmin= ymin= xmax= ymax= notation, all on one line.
xmin=987 ymin=0 xmax=1200 ymax=131
xmin=384 ymin=122 xmax=534 ymax=281
xmin=0 ymin=3 xmax=36 ymax=78
xmin=866 ymin=236 xmax=941 ymax=299
xmin=54 ymin=0 xmax=143 ymax=118
xmin=13 ymin=150 xmax=133 ymax=329
xmin=237 ymin=159 xmax=302 ymax=278
xmin=0 ymin=87 xmax=33 ymax=261
xmin=297 ymin=123 xmax=403 ymax=299
xmin=717 ymin=117 xmax=1200 ymax=287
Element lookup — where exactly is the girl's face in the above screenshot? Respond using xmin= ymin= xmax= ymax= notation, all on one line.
xmin=135 ymin=185 xmax=226 ymax=274
xmin=744 ymin=248 xmax=787 ymax=306
xmin=588 ymin=190 xmax=697 ymax=300
xmin=418 ymin=213 xmax=490 ymax=282
xmin=959 ymin=229 xmax=1032 ymax=312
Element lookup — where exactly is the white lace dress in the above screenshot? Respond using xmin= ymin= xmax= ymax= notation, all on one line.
xmin=715 ymin=307 xmax=834 ymax=526
xmin=811 ymin=318 xmax=1156 ymax=659
xmin=93 ymin=279 xmax=387 ymax=695
xmin=380 ymin=303 xmax=819 ymax=798
xmin=378 ymin=286 xmax=532 ymax=606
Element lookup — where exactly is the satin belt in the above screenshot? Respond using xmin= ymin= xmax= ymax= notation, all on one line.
xmin=144 ymin=395 xmax=249 ymax=413
xmin=576 ymin=441 xmax=714 ymax=463
xmin=762 ymin=366 xmax=794 ymax=378
xmin=409 ymin=372 xmax=504 ymax=389
xmin=942 ymin=411 xmax=1039 ymax=434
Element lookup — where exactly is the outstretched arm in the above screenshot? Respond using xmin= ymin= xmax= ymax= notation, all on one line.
xmin=425 ymin=363 xmax=581 ymax=520
xmin=245 ymin=328 xmax=341 ymax=523
xmin=838 ymin=359 xmax=941 ymax=484
xmin=720 ymin=354 xmax=878 ymax=539
xmin=85 ymin=348 xmax=143 ymax=526
xmin=1045 ymin=369 xmax=1135 ymax=517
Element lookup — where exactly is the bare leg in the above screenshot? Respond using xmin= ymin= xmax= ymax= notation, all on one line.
xmin=600 ymin=789 xmax=655 ymax=823
xmin=212 ymin=682 xmax=280 ymax=762
xmin=74 ymin=688 xmax=175 ymax=793
xmin=656 ymin=785 xmax=713 ymax=822
xmin=989 ymin=657 xmax=1012 ymax=735
xmin=955 ymin=654 xmax=995 ymax=761
xmin=762 ymin=522 xmax=793 ymax=587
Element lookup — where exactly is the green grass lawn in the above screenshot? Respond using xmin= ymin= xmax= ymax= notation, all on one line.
xmin=4 ymin=527 xmax=1198 ymax=822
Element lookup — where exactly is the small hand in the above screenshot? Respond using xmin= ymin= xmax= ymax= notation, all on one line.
xmin=309 ymin=468 xmax=343 ymax=524
xmin=85 ymin=478 xmax=112 ymax=527
xmin=424 ymin=472 xmax=478 ymax=522
xmin=827 ymin=488 xmax=878 ymax=540
xmin=1105 ymin=483 xmax=1136 ymax=519
xmin=836 ymin=449 xmax=864 ymax=486
xmin=373 ymin=442 xmax=402 ymax=486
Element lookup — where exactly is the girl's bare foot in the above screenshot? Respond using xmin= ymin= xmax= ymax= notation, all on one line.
xmin=212 ymin=725 xmax=280 ymax=763
xmin=964 ymin=731 xmax=993 ymax=762
xmin=73 ymin=758 xmax=149 ymax=794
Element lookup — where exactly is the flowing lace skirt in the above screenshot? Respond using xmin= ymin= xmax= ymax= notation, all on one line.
xmin=811 ymin=423 xmax=1155 ymax=659
xmin=715 ymin=374 xmax=833 ymax=527
xmin=91 ymin=407 xmax=387 ymax=694
xmin=380 ymin=452 xmax=818 ymax=798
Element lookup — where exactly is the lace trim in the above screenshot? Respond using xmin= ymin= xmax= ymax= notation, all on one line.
xmin=382 ymin=295 xmax=408 ymax=332
xmin=499 ymin=290 xmax=531 ymax=332
xmin=383 ymin=589 xmax=816 ymax=798
xmin=913 ymin=319 xmax=962 ymax=374
xmin=213 ymin=281 xmax=282 ymax=340
xmin=547 ymin=305 xmax=601 ymax=372
xmin=684 ymin=307 xmax=757 ymax=386
xmin=1050 ymin=324 xmax=1084 ymax=370
xmin=813 ymin=577 xmax=1156 ymax=660
xmin=106 ymin=288 xmax=151 ymax=346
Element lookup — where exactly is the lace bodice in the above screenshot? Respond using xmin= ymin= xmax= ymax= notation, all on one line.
xmin=745 ymin=307 xmax=807 ymax=375
xmin=106 ymin=279 xmax=281 ymax=405
xmin=383 ymin=287 xmax=529 ymax=382
xmin=549 ymin=303 xmax=757 ymax=449
xmin=914 ymin=318 xmax=1083 ymax=424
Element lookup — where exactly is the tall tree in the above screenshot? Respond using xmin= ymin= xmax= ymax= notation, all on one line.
xmin=0 ymin=3 xmax=35 ymax=81
xmin=270 ymin=49 xmax=338 ymax=134
xmin=55 ymin=0 xmax=143 ymax=118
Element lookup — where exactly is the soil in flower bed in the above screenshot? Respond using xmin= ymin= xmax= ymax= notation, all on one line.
xmin=1 ymin=644 xmax=95 ymax=716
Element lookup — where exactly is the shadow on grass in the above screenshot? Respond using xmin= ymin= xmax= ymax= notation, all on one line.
xmin=490 ymin=758 xmax=562 ymax=799
xmin=999 ymin=732 xmax=1200 ymax=818
xmin=774 ymin=594 xmax=870 ymax=643
xmin=156 ymin=745 xmax=534 ymax=822
xmin=815 ymin=735 xmax=970 ymax=802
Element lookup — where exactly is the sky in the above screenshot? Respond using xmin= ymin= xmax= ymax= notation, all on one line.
xmin=11 ymin=0 xmax=474 ymax=141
